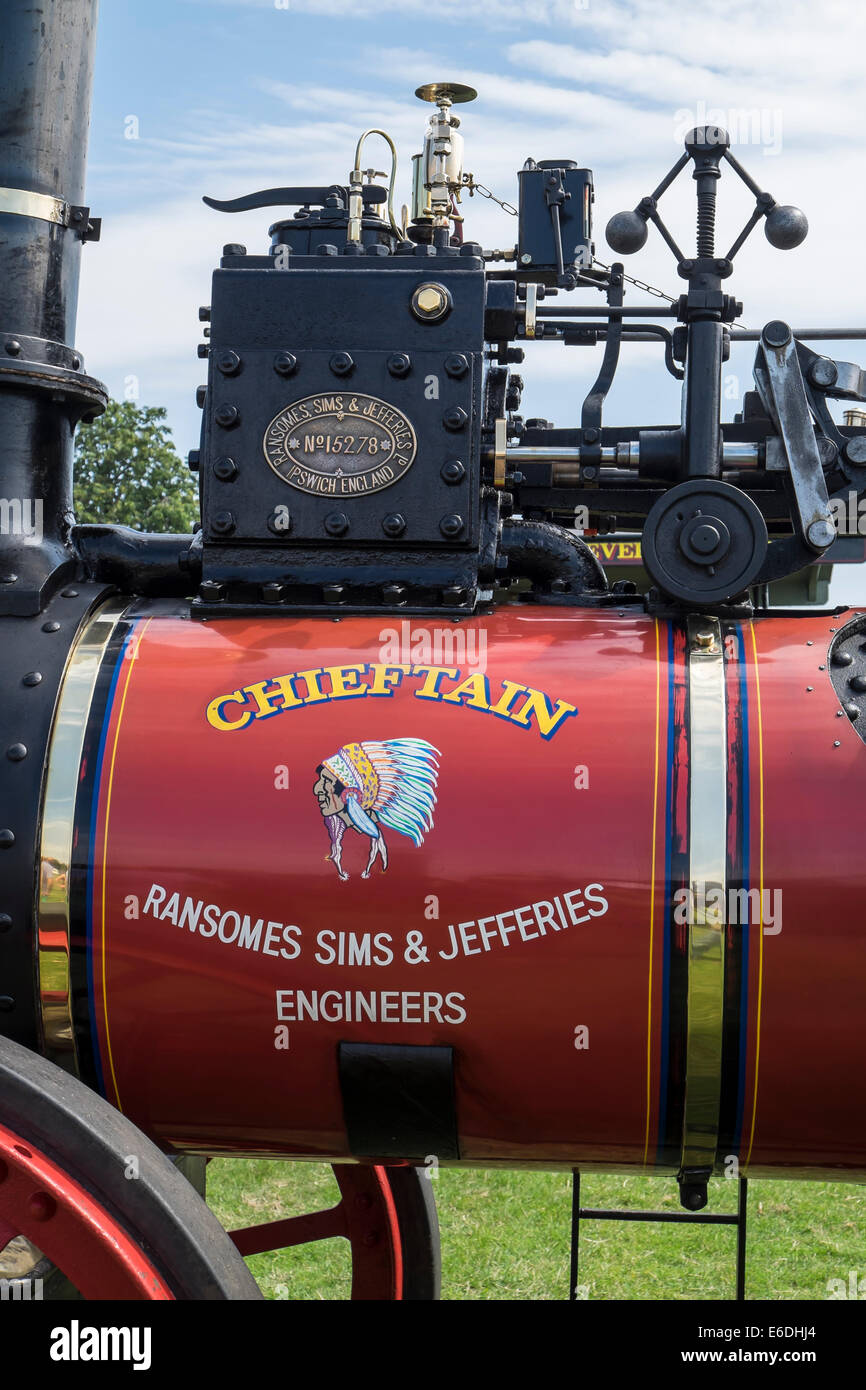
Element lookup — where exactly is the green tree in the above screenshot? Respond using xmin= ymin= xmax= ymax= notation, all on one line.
xmin=74 ymin=400 xmax=198 ymax=533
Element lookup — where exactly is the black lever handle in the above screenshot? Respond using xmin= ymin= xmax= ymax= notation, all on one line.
xmin=202 ymin=184 xmax=387 ymax=214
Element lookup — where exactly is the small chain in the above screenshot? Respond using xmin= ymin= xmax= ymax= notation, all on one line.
xmin=592 ymin=258 xmax=676 ymax=304
xmin=593 ymin=257 xmax=751 ymax=329
xmin=466 ymin=180 xmax=518 ymax=216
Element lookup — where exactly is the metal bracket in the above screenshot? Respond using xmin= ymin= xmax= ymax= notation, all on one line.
xmin=0 ymin=186 xmax=100 ymax=241
xmin=754 ymin=322 xmax=834 ymax=551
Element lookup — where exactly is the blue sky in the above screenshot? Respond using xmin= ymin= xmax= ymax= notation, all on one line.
xmin=76 ymin=0 xmax=866 ymax=598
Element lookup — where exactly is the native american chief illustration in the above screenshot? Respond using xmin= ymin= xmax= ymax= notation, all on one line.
xmin=313 ymin=738 xmax=440 ymax=879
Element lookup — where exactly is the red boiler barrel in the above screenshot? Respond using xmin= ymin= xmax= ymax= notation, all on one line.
xmin=36 ymin=597 xmax=866 ymax=1181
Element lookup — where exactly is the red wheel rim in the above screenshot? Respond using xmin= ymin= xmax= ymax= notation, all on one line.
xmin=0 ymin=1120 xmax=174 ymax=1300
xmin=229 ymin=1164 xmax=404 ymax=1300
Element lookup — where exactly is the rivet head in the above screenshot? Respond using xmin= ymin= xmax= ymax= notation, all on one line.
xmin=0 ymin=995 xmax=14 ymax=1012
xmin=411 ymin=282 xmax=451 ymax=322
xmin=273 ymin=351 xmax=298 ymax=377
xmin=6 ymin=744 xmax=27 ymax=761
xmin=850 ymin=675 xmax=866 ymax=693
xmin=23 ymin=671 xmax=42 ymax=686
xmin=324 ymin=512 xmax=349 ymax=537
xmin=0 ymin=830 xmax=16 ymax=848
xmin=215 ymin=403 xmax=240 ymax=429
xmin=381 ymin=513 xmax=406 ymax=537
xmin=216 ymin=349 xmax=241 ymax=375
xmin=329 ymin=352 xmax=354 ymax=377
xmin=0 ymin=573 xmax=18 ymax=584
xmin=834 ymin=740 xmax=842 ymax=747
xmin=833 ymin=651 xmax=853 ymax=667
xmin=27 ymin=1192 xmax=56 ymax=1222
xmin=60 ymin=588 xmax=78 ymax=598
xmin=42 ymin=621 xmax=60 ymax=633
xmin=5 ymin=339 xmax=21 ymax=356
xmin=439 ymin=513 xmax=465 ymax=538
xmin=213 ymin=456 xmax=238 ymax=481
xmin=845 ymin=702 xmax=860 ymax=719
xmin=0 ymin=914 xmax=11 ymax=933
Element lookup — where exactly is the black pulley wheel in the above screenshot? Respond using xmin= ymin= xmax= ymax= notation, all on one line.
xmin=642 ymin=479 xmax=768 ymax=605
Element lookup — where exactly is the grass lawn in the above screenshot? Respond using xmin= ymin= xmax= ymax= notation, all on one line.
xmin=206 ymin=1160 xmax=864 ymax=1301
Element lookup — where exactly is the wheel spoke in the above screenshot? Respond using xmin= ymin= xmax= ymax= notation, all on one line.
xmin=230 ymin=1203 xmax=347 ymax=1257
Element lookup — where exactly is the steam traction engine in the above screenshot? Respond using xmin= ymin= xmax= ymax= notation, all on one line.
xmin=2 ymin=0 xmax=866 ymax=1300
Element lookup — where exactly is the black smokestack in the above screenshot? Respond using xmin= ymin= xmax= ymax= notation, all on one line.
xmin=0 ymin=0 xmax=106 ymax=614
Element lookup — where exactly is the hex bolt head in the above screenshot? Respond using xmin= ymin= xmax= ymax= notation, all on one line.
xmin=441 ymin=459 xmax=466 ymax=484
xmin=187 ymin=450 xmax=200 ymax=471
xmin=381 ymin=513 xmax=406 ymax=537
xmin=222 ymin=243 xmax=246 ymax=257
xmin=215 ymin=403 xmax=240 ymax=429
xmin=443 ymin=406 xmax=468 ymax=431
xmin=213 ymin=456 xmax=238 ymax=481
xmin=387 ymin=352 xmax=412 ymax=377
xmin=442 ymin=585 xmax=468 ymax=606
xmin=273 ymin=351 xmax=298 ymax=377
xmin=261 ymin=583 xmax=285 ymax=603
xmin=411 ymin=282 xmax=452 ymax=322
xmin=324 ymin=511 xmax=350 ymax=536
xmin=382 ymin=583 xmax=408 ymax=605
xmin=198 ymin=306 xmax=211 ymax=322
xmin=329 ymin=352 xmax=354 ymax=376
xmin=195 ymin=385 xmax=207 ymax=408
xmin=216 ymin=349 xmax=241 ymax=376
xmin=439 ymin=513 xmax=465 ymax=537
xmin=444 ymin=353 xmax=469 ymax=378
xmin=199 ymin=580 xmax=225 ymax=602
xmin=323 ymin=583 xmax=346 ymax=603
xmin=197 ymin=343 xmax=209 ymax=358
xmin=211 ymin=511 xmax=236 ymax=535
